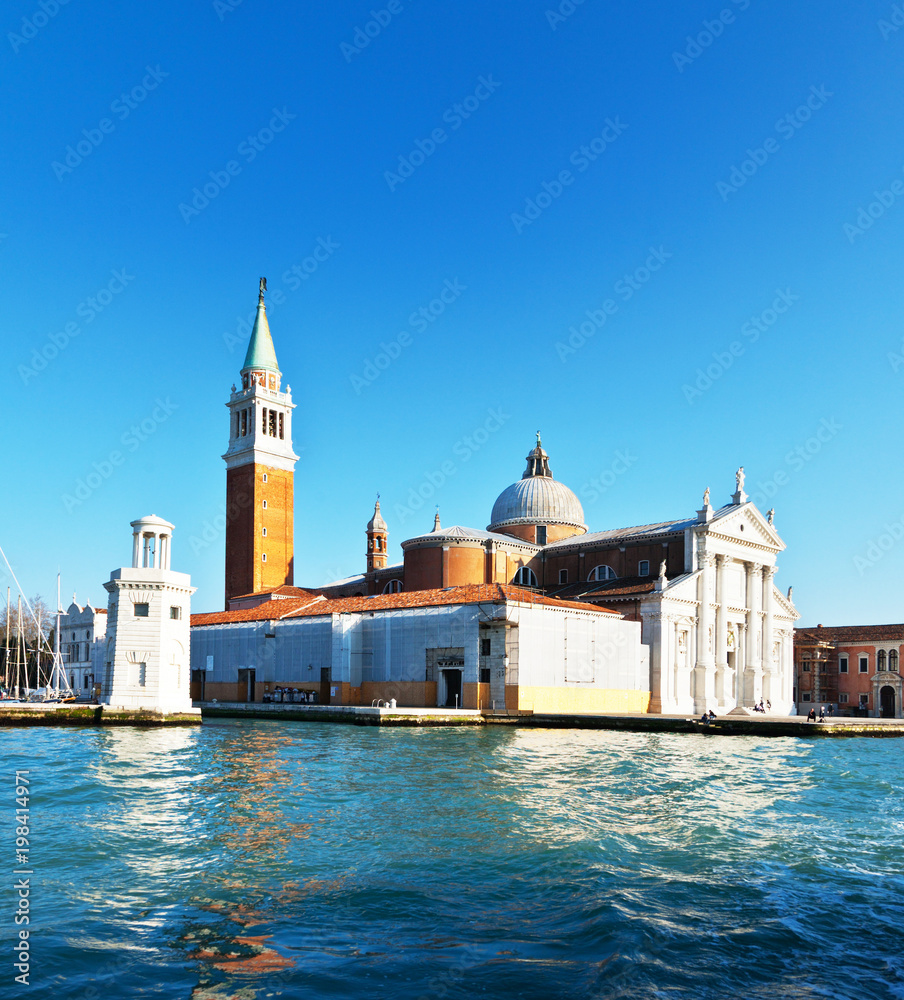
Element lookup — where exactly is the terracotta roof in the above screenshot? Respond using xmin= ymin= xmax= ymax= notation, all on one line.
xmin=795 ymin=624 xmax=904 ymax=644
xmin=550 ymin=576 xmax=657 ymax=601
xmin=192 ymin=584 xmax=615 ymax=626
xmin=228 ymin=585 xmax=320 ymax=601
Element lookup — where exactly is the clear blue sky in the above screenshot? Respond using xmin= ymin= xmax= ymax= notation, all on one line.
xmin=3 ymin=0 xmax=903 ymax=624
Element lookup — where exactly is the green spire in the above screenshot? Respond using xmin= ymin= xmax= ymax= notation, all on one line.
xmin=241 ymin=277 xmax=280 ymax=374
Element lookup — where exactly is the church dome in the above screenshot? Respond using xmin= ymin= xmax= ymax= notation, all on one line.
xmin=488 ymin=435 xmax=586 ymax=533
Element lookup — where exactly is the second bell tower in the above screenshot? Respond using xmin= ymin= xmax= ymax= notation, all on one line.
xmin=223 ymin=279 xmax=299 ymax=605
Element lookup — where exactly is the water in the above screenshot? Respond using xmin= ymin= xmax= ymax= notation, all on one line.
xmin=3 ymin=720 xmax=904 ymax=999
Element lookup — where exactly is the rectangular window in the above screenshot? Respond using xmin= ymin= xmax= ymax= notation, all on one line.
xmin=839 ymin=693 xmax=849 ymax=704
xmin=802 ymin=693 xmax=811 ymax=702
xmin=638 ymin=560 xmax=650 ymax=576
xmin=240 ymin=410 xmax=247 ymax=436
xmin=802 ymin=661 xmax=810 ymax=672
xmin=138 ymin=662 xmax=146 ymax=687
xmin=536 ymin=526 xmax=547 ymax=545
xmin=559 ymin=569 xmax=568 ymax=585
xmin=262 ymin=473 xmax=268 ymax=483
xmin=268 ymin=410 xmax=277 ymax=436
xmin=839 ymin=656 xmax=848 ymax=673
xmin=819 ymin=662 xmax=826 ymax=673
xmin=279 ymin=413 xmax=284 ymax=440
xmin=262 ymin=527 xmax=267 ymax=537
xmin=860 ymin=693 xmax=869 ymax=708
xmin=481 ymin=638 xmax=491 ymax=656
xmin=859 ymin=656 xmax=868 ymax=673
xmin=480 ymin=668 xmax=491 ymax=683
xmin=262 ymin=553 xmax=267 ymax=562
xmin=169 ymin=606 xmax=181 ymax=620
xmin=262 ymin=500 xmax=267 ymax=509
xmin=134 ymin=603 xmax=149 ymax=617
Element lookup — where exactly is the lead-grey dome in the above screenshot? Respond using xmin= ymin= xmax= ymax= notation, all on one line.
xmin=488 ymin=435 xmax=586 ymax=532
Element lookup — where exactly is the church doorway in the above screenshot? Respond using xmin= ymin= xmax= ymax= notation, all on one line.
xmin=441 ymin=669 xmax=462 ymax=708
xmin=880 ymin=685 xmax=896 ymax=718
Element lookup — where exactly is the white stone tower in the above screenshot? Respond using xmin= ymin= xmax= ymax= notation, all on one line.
xmin=102 ymin=515 xmax=198 ymax=714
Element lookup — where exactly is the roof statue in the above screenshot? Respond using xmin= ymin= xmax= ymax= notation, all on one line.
xmin=736 ymin=466 xmax=745 ymax=492
xmin=703 ymin=487 xmax=710 ymax=506
xmin=767 ymin=508 xmax=775 ymax=525
xmin=659 ymin=559 xmax=667 ymax=578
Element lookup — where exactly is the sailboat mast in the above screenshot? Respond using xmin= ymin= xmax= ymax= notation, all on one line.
xmin=4 ymin=587 xmax=9 ymax=692
xmin=15 ymin=595 xmax=22 ymax=699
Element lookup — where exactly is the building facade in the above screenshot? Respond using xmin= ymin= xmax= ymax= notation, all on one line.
xmin=794 ymin=624 xmax=903 ymax=717
xmin=192 ymin=584 xmax=650 ymax=714
xmin=59 ymin=601 xmax=107 ymax=695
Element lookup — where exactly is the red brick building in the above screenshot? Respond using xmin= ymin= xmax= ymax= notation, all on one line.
xmin=794 ymin=624 xmax=903 ymax=718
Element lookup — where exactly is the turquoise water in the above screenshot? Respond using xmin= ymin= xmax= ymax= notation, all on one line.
xmin=4 ymin=720 xmax=904 ymax=999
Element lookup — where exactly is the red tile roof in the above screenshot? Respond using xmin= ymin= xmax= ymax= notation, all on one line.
xmin=192 ymin=584 xmax=615 ymax=626
xmin=229 ymin=585 xmax=320 ymax=601
xmin=795 ymin=624 xmax=904 ymax=644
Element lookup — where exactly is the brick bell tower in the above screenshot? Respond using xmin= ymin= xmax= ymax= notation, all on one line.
xmin=223 ymin=278 xmax=299 ymax=606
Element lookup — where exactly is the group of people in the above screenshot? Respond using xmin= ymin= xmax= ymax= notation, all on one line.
xmin=807 ymin=704 xmax=833 ymax=722
xmin=752 ymin=699 xmax=771 ymax=713
xmin=264 ymin=687 xmax=318 ymax=704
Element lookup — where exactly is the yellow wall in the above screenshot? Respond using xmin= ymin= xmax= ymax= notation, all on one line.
xmin=517 ymin=685 xmax=650 ymax=715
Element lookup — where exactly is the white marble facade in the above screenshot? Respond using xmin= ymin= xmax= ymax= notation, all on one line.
xmin=641 ymin=479 xmax=798 ymax=715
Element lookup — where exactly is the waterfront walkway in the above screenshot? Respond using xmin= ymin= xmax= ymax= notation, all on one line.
xmin=196 ymin=701 xmax=904 ymax=737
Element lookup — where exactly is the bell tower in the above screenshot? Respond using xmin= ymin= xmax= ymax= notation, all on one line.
xmin=223 ymin=279 xmax=299 ymax=605
xmin=366 ymin=498 xmax=388 ymax=573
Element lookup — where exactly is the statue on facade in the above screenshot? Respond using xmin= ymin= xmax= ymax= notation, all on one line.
xmin=787 ymin=586 xmax=793 ymax=601
xmin=703 ymin=487 xmax=710 ymax=506
xmin=766 ymin=508 xmax=775 ymax=525
xmin=659 ymin=559 xmax=667 ymax=578
xmin=736 ymin=466 xmax=745 ymax=492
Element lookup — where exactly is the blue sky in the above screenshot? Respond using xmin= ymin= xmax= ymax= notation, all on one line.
xmin=2 ymin=0 xmax=903 ymax=623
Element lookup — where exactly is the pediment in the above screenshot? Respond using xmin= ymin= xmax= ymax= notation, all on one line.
xmin=706 ymin=503 xmax=784 ymax=552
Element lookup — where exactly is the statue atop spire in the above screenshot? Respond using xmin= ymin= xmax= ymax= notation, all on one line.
xmin=522 ymin=433 xmax=553 ymax=479
xmin=259 ymin=276 xmax=267 ymax=303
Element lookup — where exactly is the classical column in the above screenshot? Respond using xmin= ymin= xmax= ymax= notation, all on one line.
xmin=694 ymin=554 xmax=716 ymax=712
xmin=132 ymin=530 xmax=141 ymax=568
xmin=714 ymin=555 xmax=728 ymax=706
xmin=744 ymin=563 xmax=762 ymax=705
xmin=761 ymin=566 xmax=775 ymax=706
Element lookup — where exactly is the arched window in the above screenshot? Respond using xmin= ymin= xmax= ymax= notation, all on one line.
xmin=382 ymin=580 xmax=403 ymax=594
xmin=588 ymin=565 xmax=617 ymax=582
xmin=890 ymin=650 xmax=899 ymax=672
xmin=513 ymin=567 xmax=538 ymax=587
xmin=878 ymin=650 xmax=887 ymax=670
